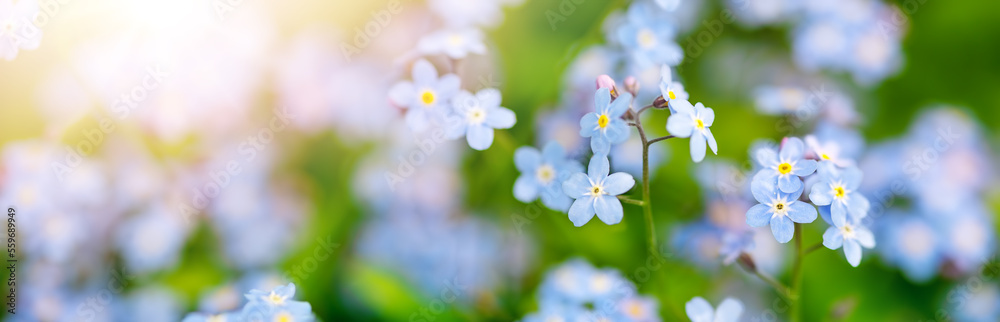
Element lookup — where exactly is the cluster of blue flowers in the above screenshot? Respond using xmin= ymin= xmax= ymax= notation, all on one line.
xmin=521 ymin=259 xmax=661 ymax=322
xmin=182 ymin=283 xmax=314 ymax=322
xmin=746 ymin=136 xmax=875 ymax=267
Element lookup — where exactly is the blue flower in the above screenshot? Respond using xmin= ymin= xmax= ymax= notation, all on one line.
xmin=822 ymin=217 xmax=875 ymax=267
xmin=562 ymin=156 xmax=635 ymax=226
xmin=446 ymin=88 xmax=516 ymax=150
xmin=241 ymin=283 xmax=314 ymax=322
xmin=181 ymin=312 xmax=238 ymax=322
xmin=388 ymin=59 xmax=462 ymax=132
xmin=877 ymin=212 xmax=942 ymax=281
xmin=685 ymin=297 xmax=743 ymax=322
xmin=513 ymin=141 xmax=583 ymax=211
xmin=754 ymin=137 xmax=818 ymax=194
xmin=808 ymin=165 xmax=869 ymax=227
xmin=666 ymin=99 xmax=718 ymax=162
xmin=616 ymin=1 xmax=682 ymax=68
xmin=658 ymin=65 xmax=688 ymax=112
xmin=746 ymin=172 xmax=817 ymax=243
xmin=580 ymin=87 xmax=632 ymax=156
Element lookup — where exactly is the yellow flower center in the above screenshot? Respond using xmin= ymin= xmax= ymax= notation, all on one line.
xmin=775 ymin=203 xmax=784 ymax=211
xmin=778 ymin=163 xmax=792 ymax=175
xmin=448 ymin=34 xmax=462 ymax=45
xmin=626 ymin=302 xmax=643 ymax=317
xmin=208 ymin=315 xmax=227 ymax=322
xmin=466 ymin=107 xmax=486 ymax=125
xmin=590 ymin=184 xmax=604 ymax=196
xmin=834 ymin=186 xmax=846 ymax=199
xmin=821 ymin=153 xmax=831 ymax=160
xmin=597 ymin=114 xmax=610 ymax=129
xmin=695 ymin=118 xmax=704 ymax=130
xmin=637 ymin=28 xmax=657 ymax=49
xmin=840 ymin=224 xmax=855 ymax=238
xmin=274 ymin=311 xmax=293 ymax=322
xmin=265 ymin=292 xmax=286 ymax=306
xmin=420 ymin=90 xmax=436 ymax=106
xmin=668 ymin=90 xmax=676 ymax=100
xmin=535 ymin=164 xmax=555 ymax=184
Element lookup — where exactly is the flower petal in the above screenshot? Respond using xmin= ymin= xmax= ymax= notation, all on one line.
xmin=808 ymin=182 xmax=833 ymax=206
xmin=388 ymin=81 xmax=416 ymax=107
xmin=594 ymin=87 xmax=611 ymax=113
xmin=588 ymin=155 xmax=610 ymax=179
xmin=513 ymin=175 xmax=538 ymax=203
xmin=540 ymin=186 xmax=572 ymax=212
xmin=704 ymin=128 xmax=718 ymax=155
xmin=660 ymin=64 xmax=673 ymax=86
xmin=751 ymin=171 xmax=778 ymax=204
xmin=787 ymin=201 xmax=818 ymax=223
xmin=568 ymin=197 xmax=596 ymax=227
xmin=755 ymin=147 xmax=779 ymax=167
xmin=437 ymin=74 xmax=462 ymax=98
xmin=770 ymin=215 xmax=794 ymax=243
xmin=671 ymin=99 xmax=695 ymax=115
xmin=778 ymin=174 xmax=802 ymax=194
xmin=847 ymin=193 xmax=870 ymax=221
xmin=831 ymin=202 xmax=847 ymax=227
xmin=580 ymin=113 xmax=599 ymax=137
xmin=842 ymin=166 xmax=864 ymax=190
xmin=594 ymin=195 xmax=624 ymax=225
xmin=602 ymin=173 xmax=635 ymax=195
xmin=779 ymin=137 xmax=805 ymax=160
xmin=514 ymin=147 xmax=541 ymax=173
xmin=685 ymin=297 xmax=714 ymax=322
xmin=793 ymin=159 xmax=818 ymax=176
xmin=562 ymin=173 xmax=591 ymax=199
xmin=541 ymin=141 xmax=565 ymax=163
xmin=746 ymin=204 xmax=772 ymax=227
xmin=844 ymin=239 xmax=862 ymax=267
xmin=666 ymin=114 xmax=694 ymax=138
xmin=466 ymin=125 xmax=494 ymax=150
xmin=486 ymin=107 xmax=516 ymax=129
xmin=608 ymin=92 xmax=633 ymax=117
xmin=698 ymin=105 xmax=715 ymax=127
xmin=823 ymin=227 xmax=843 ymax=249
xmin=605 ymin=120 xmax=631 ymax=144
xmin=715 ymin=298 xmax=744 ymax=322
xmin=591 ymin=135 xmax=611 ymax=156
xmin=690 ymin=131 xmax=707 ymax=162
xmin=855 ymin=226 xmax=876 ymax=248
xmin=476 ymin=88 xmax=502 ymax=108
xmin=412 ymin=59 xmax=438 ymax=85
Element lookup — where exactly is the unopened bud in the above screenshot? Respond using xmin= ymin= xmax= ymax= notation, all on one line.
xmin=596 ymin=75 xmax=619 ymax=99
xmin=653 ymin=95 xmax=668 ymax=109
xmin=623 ymin=76 xmax=639 ymax=97
xmin=737 ymin=252 xmax=757 ymax=272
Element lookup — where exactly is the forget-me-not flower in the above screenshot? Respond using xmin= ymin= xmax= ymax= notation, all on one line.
xmin=562 ymin=155 xmax=635 ymax=227
xmin=446 ymin=88 xmax=516 ymax=150
xmin=388 ymin=59 xmax=461 ymax=132
xmin=754 ymin=137 xmax=818 ymax=194
xmin=580 ymin=87 xmax=631 ymax=156
xmin=666 ymin=99 xmax=717 ymax=162
xmin=822 ymin=216 xmax=875 ymax=267
xmin=241 ymin=283 xmax=314 ymax=322
xmin=808 ymin=165 xmax=869 ymax=227
xmin=417 ymin=28 xmax=487 ymax=59
xmin=513 ymin=141 xmax=583 ymax=211
xmin=747 ymin=172 xmax=817 ymax=243
xmin=658 ymin=64 xmax=688 ymax=112
xmin=685 ymin=297 xmax=743 ymax=322
xmin=0 ymin=0 xmax=44 ymax=61
xmin=616 ymin=1 xmax=682 ymax=68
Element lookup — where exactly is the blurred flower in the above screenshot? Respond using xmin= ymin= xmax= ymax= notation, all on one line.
xmin=581 ymin=88 xmax=632 ymax=156
xmin=666 ymin=99 xmax=718 ymax=162
xmin=418 ymin=28 xmax=487 ymax=59
xmin=445 ymin=88 xmax=516 ymax=150
xmin=747 ymin=172 xmax=817 ymax=243
xmin=242 ymin=283 xmax=314 ymax=322
xmin=947 ymin=284 xmax=1000 ymax=322
xmin=808 ymin=165 xmax=869 ymax=227
xmin=823 ymin=216 xmax=875 ymax=267
xmin=654 ymin=0 xmax=680 ymax=11
xmin=0 ymin=0 xmax=43 ymax=61
xmin=754 ymin=137 xmax=818 ymax=193
xmin=616 ymin=1 xmax=682 ymax=68
xmin=877 ymin=212 xmax=942 ymax=282
xmin=116 ymin=202 xmax=189 ymax=274
xmin=562 ymin=156 xmax=635 ymax=227
xmin=526 ymin=259 xmax=658 ymax=322
xmin=389 ymin=59 xmax=462 ymax=132
xmin=685 ymin=297 xmax=743 ymax=322
xmin=513 ymin=141 xmax=583 ymax=211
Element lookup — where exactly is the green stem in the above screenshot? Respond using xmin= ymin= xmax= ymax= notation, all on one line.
xmin=632 ymin=105 xmax=659 ymax=259
xmin=804 ymin=242 xmax=824 ymax=256
xmin=790 ymin=223 xmax=804 ymax=322
xmin=617 ymin=195 xmax=645 ymax=206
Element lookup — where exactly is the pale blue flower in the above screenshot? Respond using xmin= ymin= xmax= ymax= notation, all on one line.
xmin=747 ymin=172 xmax=817 ymax=243
xmin=685 ymin=297 xmax=743 ymax=322
xmin=388 ymin=59 xmax=462 ymax=132
xmin=754 ymin=137 xmax=818 ymax=194
xmin=822 ymin=216 xmax=875 ymax=267
xmin=417 ymin=28 xmax=487 ymax=59
xmin=658 ymin=64 xmax=688 ymax=112
xmin=513 ymin=141 xmax=583 ymax=211
xmin=617 ymin=1 xmax=682 ymax=67
xmin=666 ymin=99 xmax=717 ymax=162
xmin=808 ymin=165 xmax=869 ymax=227
xmin=116 ymin=203 xmax=188 ymax=274
xmin=241 ymin=283 xmax=314 ymax=322
xmin=580 ymin=87 xmax=632 ymax=156
xmin=446 ymin=88 xmax=516 ymax=150
xmin=562 ymin=155 xmax=635 ymax=226
xmin=182 ymin=313 xmax=239 ymax=322
xmin=654 ymin=0 xmax=680 ymax=11
xmin=877 ymin=212 xmax=942 ymax=282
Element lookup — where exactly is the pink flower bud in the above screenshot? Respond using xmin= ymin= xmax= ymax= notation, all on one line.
xmin=623 ymin=76 xmax=639 ymax=97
